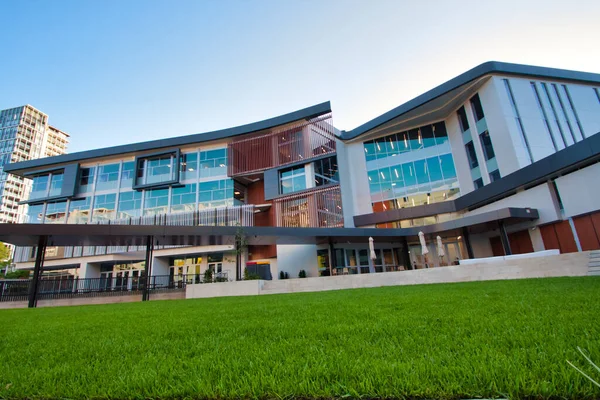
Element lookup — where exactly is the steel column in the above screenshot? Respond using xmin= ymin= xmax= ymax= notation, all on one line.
xmin=28 ymin=235 xmax=48 ymax=308
xmin=401 ymin=237 xmax=411 ymax=270
xmin=142 ymin=235 xmax=154 ymax=301
xmin=498 ymin=221 xmax=512 ymax=256
xmin=461 ymin=227 xmax=475 ymax=259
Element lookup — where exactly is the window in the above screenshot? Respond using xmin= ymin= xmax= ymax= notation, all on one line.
xmin=457 ymin=106 xmax=470 ymax=132
xmin=531 ymin=82 xmax=558 ymax=151
xmin=141 ymin=155 xmax=175 ymax=185
xmin=180 ymin=152 xmax=198 ymax=181
xmin=67 ymin=197 xmax=91 ymax=224
xmin=504 ymin=79 xmax=533 ymax=163
xmin=30 ymin=175 xmax=49 ymax=199
xmin=489 ymin=170 xmax=501 ymax=182
xmin=92 ymin=193 xmax=117 ymax=222
xmin=479 ymin=131 xmax=495 ymax=160
xmin=541 ymin=82 xmax=568 ymax=147
xmin=48 ymin=173 xmax=63 ymax=196
xmin=562 ymin=84 xmax=585 ymax=139
xmin=27 ymin=203 xmax=44 ymax=223
xmin=117 ymin=191 xmax=142 ymax=219
xmin=198 ymin=179 xmax=233 ymax=209
xmin=144 ymin=188 xmax=169 ymax=216
xmin=465 ymin=141 xmax=479 ymax=168
xmin=280 ymin=165 xmax=306 ymax=194
xmin=199 ymin=148 xmax=227 ymax=177
xmin=78 ymin=167 xmax=96 ymax=193
xmin=171 ymin=183 xmax=197 ymax=213
xmin=95 ymin=163 xmax=120 ymax=191
xmin=473 ymin=178 xmax=484 ymax=189
xmin=470 ymin=93 xmax=485 ymax=121
xmin=552 ymin=83 xmax=577 ymax=143
xmin=45 ymin=201 xmax=67 ymax=224
xmin=120 ymin=161 xmax=135 ymax=187
xmin=314 ymin=156 xmax=339 ymax=186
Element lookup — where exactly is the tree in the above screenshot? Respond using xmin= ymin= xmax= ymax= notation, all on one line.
xmin=0 ymin=242 xmax=10 ymax=264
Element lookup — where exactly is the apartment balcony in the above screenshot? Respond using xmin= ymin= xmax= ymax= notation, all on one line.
xmin=227 ymin=114 xmax=336 ymax=178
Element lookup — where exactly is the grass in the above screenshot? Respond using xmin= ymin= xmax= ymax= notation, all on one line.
xmin=0 ymin=277 xmax=599 ymax=400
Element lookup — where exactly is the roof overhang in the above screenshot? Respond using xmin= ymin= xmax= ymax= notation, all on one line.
xmin=342 ymin=61 xmax=600 ymax=141
xmin=4 ymin=101 xmax=332 ymax=177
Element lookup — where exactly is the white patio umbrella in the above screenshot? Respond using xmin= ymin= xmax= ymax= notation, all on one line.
xmin=437 ymin=236 xmax=445 ymax=258
xmin=369 ymin=237 xmax=377 ymax=260
xmin=418 ymin=231 xmax=429 ymax=255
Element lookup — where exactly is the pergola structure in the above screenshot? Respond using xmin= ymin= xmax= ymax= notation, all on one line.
xmin=0 ymin=207 xmax=537 ymax=308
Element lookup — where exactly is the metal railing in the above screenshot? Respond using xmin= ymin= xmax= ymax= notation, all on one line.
xmin=15 ymin=205 xmax=255 ymax=263
xmin=0 ymin=273 xmax=229 ymax=303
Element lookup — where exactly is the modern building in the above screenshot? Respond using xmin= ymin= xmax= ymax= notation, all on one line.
xmin=0 ymin=105 xmax=68 ymax=224
xmin=2 ymin=61 xmax=600 ymax=287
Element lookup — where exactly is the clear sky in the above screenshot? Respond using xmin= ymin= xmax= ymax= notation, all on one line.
xmin=1 ymin=0 xmax=599 ymax=153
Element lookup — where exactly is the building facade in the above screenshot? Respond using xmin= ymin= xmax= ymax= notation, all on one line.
xmin=3 ymin=62 xmax=600 ymax=285
xmin=0 ymin=105 xmax=68 ymax=224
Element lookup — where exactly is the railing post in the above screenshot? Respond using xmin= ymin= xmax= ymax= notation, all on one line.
xmin=28 ymin=235 xmax=48 ymax=308
xmin=142 ymin=235 xmax=154 ymax=301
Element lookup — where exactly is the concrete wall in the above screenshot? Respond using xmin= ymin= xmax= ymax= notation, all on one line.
xmin=185 ymin=252 xmax=590 ymax=299
xmin=555 ymin=162 xmax=600 ymax=218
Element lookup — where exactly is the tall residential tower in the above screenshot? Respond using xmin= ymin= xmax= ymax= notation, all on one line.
xmin=0 ymin=105 xmax=68 ymax=224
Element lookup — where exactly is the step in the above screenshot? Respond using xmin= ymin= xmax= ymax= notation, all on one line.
xmin=588 ymin=261 xmax=600 ymax=268
xmin=589 ymin=270 xmax=600 ymax=276
xmin=588 ymin=266 xmax=600 ymax=272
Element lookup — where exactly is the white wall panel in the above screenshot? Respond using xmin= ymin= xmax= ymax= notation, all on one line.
xmin=567 ymin=85 xmax=600 ymax=138
xmin=555 ymin=162 xmax=600 ymax=218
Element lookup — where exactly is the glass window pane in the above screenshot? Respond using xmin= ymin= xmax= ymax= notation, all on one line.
xmin=96 ymin=163 xmax=120 ymax=191
xmin=427 ymin=157 xmax=443 ymax=182
xmin=439 ymin=154 xmax=457 ymax=179
xmin=67 ymin=197 xmax=91 ymax=224
xmin=92 ymin=193 xmax=117 ymax=222
xmin=402 ymin=163 xmax=417 ymax=187
xmin=414 ymin=159 xmax=429 ymax=185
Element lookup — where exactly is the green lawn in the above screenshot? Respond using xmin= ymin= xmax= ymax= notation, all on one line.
xmin=1 ymin=277 xmax=599 ymax=399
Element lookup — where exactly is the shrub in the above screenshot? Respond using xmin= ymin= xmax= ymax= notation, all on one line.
xmin=244 ymin=268 xmax=261 ymax=280
xmin=203 ymin=268 xmax=214 ymax=283
xmin=2 ymin=270 xmax=29 ymax=279
xmin=299 ymin=270 xmax=307 ymax=278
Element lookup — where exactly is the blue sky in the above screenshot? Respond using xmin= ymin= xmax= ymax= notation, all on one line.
xmin=1 ymin=0 xmax=599 ymax=153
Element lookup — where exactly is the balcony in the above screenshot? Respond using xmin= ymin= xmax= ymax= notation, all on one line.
xmin=227 ymin=114 xmax=336 ymax=177
xmin=274 ymin=185 xmax=343 ymax=228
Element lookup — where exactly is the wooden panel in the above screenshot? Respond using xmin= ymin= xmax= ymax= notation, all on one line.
xmin=573 ymin=215 xmax=600 ymax=251
xmin=508 ymin=230 xmax=534 ymax=254
xmin=489 ymin=236 xmax=505 ymax=257
xmin=248 ymin=245 xmax=277 ymax=260
xmin=540 ymin=224 xmax=560 ymax=251
xmin=590 ymin=211 xmax=600 ymax=244
xmin=554 ymin=220 xmax=578 ymax=253
xmin=247 ymin=180 xmax=274 ymax=227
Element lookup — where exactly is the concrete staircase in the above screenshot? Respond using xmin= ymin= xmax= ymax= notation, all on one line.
xmin=588 ymin=251 xmax=600 ymax=276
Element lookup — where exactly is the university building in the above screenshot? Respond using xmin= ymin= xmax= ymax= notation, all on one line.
xmin=3 ymin=61 xmax=600 ymax=286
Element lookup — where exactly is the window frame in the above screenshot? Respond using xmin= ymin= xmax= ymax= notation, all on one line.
xmin=133 ymin=149 xmax=181 ymax=190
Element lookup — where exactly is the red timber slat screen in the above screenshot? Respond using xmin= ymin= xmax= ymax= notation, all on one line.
xmin=227 ymin=114 xmax=336 ymax=177
xmin=274 ymin=185 xmax=344 ymax=228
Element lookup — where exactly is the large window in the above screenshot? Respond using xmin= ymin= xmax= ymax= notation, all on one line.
xmin=120 ymin=161 xmax=135 ymax=188
xmin=198 ymin=179 xmax=233 ymax=209
xmin=465 ymin=141 xmax=479 ymax=168
xmin=27 ymin=204 xmax=44 ymax=223
xmin=137 ymin=155 xmax=176 ymax=186
xmin=96 ymin=164 xmax=120 ymax=191
xmin=470 ymin=93 xmax=485 ymax=121
xmin=457 ymin=106 xmax=470 ymax=133
xmin=171 ymin=183 xmax=197 ymax=213
xmin=314 ymin=156 xmax=339 ymax=187
xmin=49 ymin=173 xmax=64 ymax=197
xmin=30 ymin=175 xmax=50 ymax=200
xmin=67 ymin=197 xmax=91 ymax=224
xmin=180 ymin=152 xmax=198 ymax=181
xmin=117 ymin=191 xmax=142 ymax=219
xmin=144 ymin=189 xmax=169 ymax=216
xmin=92 ymin=193 xmax=117 ymax=222
xmin=199 ymin=148 xmax=227 ymax=177
xmin=479 ymin=131 xmax=495 ymax=161
xmin=280 ymin=165 xmax=306 ymax=194
xmin=78 ymin=167 xmax=95 ymax=193
xmin=45 ymin=201 xmax=67 ymax=224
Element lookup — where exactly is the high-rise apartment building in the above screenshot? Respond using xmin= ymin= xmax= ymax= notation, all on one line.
xmin=0 ymin=105 xmax=68 ymax=224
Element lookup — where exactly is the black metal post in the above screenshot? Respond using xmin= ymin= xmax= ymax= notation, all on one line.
xmin=461 ymin=227 xmax=474 ymax=259
xmin=235 ymin=236 xmax=241 ymax=281
xmin=498 ymin=221 xmax=512 ymax=256
xmin=142 ymin=235 xmax=154 ymax=301
xmin=329 ymin=239 xmax=336 ymax=275
xmin=401 ymin=237 xmax=411 ymax=270
xmin=28 ymin=235 xmax=48 ymax=308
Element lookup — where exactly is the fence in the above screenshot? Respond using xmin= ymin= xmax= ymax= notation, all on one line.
xmin=0 ymin=272 xmax=229 ymax=303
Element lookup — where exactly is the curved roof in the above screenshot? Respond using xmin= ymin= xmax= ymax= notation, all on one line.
xmin=341 ymin=61 xmax=600 ymax=141
xmin=4 ymin=101 xmax=331 ymax=176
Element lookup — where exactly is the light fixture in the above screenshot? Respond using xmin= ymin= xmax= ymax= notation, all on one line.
xmin=394 ymin=169 xmax=399 ymax=178
xmin=234 ymin=191 xmax=240 ymax=195
xmin=404 ymin=134 xmax=408 ymax=147
xmin=411 ymin=199 xmax=415 ymax=206
xmin=376 ymin=143 xmax=381 ymax=151
xmin=188 ymin=168 xmax=194 ymax=171
xmin=457 ymin=236 xmax=462 ymax=240
xmin=389 ymin=138 xmax=394 ymax=149
xmin=380 ymin=171 xmax=385 ymax=180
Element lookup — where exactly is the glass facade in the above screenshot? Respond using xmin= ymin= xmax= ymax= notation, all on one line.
xmin=92 ymin=193 xmax=117 ymax=222
xmin=314 ymin=156 xmax=339 ymax=186
xmin=280 ymin=165 xmax=306 ymax=194
xmin=363 ymin=121 xmax=459 ymax=210
xmin=96 ymin=164 xmax=120 ymax=191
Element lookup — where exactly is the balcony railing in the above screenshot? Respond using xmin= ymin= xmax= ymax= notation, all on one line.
xmin=227 ymin=114 xmax=336 ymax=177
xmin=0 ymin=273 xmax=228 ymax=303
xmin=14 ymin=205 xmax=256 ymax=263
